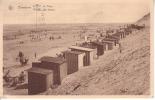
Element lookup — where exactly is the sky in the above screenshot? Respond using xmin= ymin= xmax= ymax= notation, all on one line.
xmin=2 ymin=0 xmax=150 ymax=24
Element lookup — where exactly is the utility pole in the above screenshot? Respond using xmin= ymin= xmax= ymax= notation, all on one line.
xmin=33 ymin=4 xmax=39 ymax=34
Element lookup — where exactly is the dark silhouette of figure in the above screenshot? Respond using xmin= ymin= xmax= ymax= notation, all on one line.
xmin=35 ymin=52 xmax=37 ymax=58
xmin=18 ymin=51 xmax=29 ymax=66
xmin=119 ymin=42 xmax=122 ymax=53
xmin=18 ymin=51 xmax=24 ymax=58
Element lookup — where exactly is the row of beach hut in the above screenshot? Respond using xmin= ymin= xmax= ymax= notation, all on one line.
xmin=27 ymin=26 xmax=134 ymax=95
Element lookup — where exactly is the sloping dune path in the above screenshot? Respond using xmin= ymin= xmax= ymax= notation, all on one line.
xmin=45 ymin=28 xmax=150 ymax=95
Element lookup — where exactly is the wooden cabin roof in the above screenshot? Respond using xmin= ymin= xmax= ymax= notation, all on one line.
xmin=103 ymin=38 xmax=117 ymax=41
xmin=102 ymin=40 xmax=114 ymax=44
xmin=27 ymin=67 xmax=53 ymax=75
xmin=39 ymin=56 xmax=66 ymax=64
xmin=65 ymin=51 xmax=85 ymax=55
xmin=91 ymin=41 xmax=105 ymax=46
xmin=70 ymin=46 xmax=94 ymax=52
xmin=109 ymin=35 xmax=120 ymax=40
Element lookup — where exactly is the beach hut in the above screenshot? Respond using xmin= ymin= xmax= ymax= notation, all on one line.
xmin=91 ymin=41 xmax=105 ymax=56
xmin=64 ymin=51 xmax=85 ymax=74
xmin=32 ymin=61 xmax=41 ymax=68
xmin=122 ymin=32 xmax=126 ymax=38
xmin=69 ymin=46 xmax=94 ymax=66
xmin=112 ymin=33 xmax=121 ymax=40
xmin=103 ymin=38 xmax=118 ymax=46
xmin=33 ymin=56 xmax=67 ymax=85
xmin=79 ymin=43 xmax=97 ymax=59
xmin=107 ymin=35 xmax=120 ymax=41
xmin=27 ymin=67 xmax=53 ymax=95
xmin=115 ymin=30 xmax=125 ymax=39
xmin=102 ymin=40 xmax=114 ymax=50
xmin=124 ymin=28 xmax=130 ymax=35
xmin=119 ymin=29 xmax=126 ymax=38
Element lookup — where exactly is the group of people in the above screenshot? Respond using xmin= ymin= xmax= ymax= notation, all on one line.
xmin=3 ymin=70 xmax=26 ymax=87
xmin=3 ymin=51 xmax=29 ymax=87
